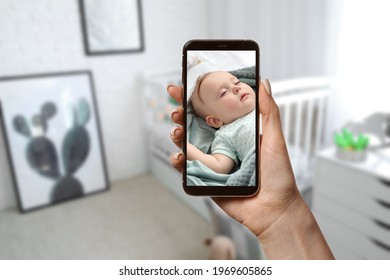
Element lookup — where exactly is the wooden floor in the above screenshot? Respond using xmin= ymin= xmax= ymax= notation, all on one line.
xmin=0 ymin=175 xmax=212 ymax=259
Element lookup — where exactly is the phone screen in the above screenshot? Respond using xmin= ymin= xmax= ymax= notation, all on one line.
xmin=182 ymin=40 xmax=260 ymax=196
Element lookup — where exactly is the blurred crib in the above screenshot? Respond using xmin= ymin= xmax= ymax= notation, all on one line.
xmin=141 ymin=70 xmax=212 ymax=218
xmin=273 ymin=78 xmax=331 ymax=202
xmin=142 ymin=70 xmax=332 ymax=218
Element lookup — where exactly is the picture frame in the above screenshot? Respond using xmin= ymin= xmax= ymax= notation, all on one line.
xmin=79 ymin=0 xmax=144 ymax=55
xmin=0 ymin=71 xmax=110 ymax=212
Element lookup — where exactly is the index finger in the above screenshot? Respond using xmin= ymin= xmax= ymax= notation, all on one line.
xmin=167 ymin=85 xmax=184 ymax=105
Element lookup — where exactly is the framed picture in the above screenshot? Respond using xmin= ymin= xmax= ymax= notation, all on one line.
xmin=79 ymin=0 xmax=144 ymax=55
xmin=0 ymin=71 xmax=110 ymax=212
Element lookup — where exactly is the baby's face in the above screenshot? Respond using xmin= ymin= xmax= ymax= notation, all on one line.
xmin=199 ymin=71 xmax=256 ymax=125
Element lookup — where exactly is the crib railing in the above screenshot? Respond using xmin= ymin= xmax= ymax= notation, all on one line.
xmin=142 ymin=69 xmax=182 ymax=129
xmin=273 ymin=77 xmax=332 ymax=193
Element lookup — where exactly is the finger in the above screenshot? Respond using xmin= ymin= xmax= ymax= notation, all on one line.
xmin=259 ymin=80 xmax=294 ymax=182
xmin=171 ymin=107 xmax=184 ymax=125
xmin=170 ymin=152 xmax=184 ymax=173
xmin=167 ymin=85 xmax=184 ymax=105
xmin=259 ymin=80 xmax=286 ymax=147
xmin=170 ymin=126 xmax=183 ymax=149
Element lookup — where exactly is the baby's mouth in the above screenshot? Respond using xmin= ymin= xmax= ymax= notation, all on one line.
xmin=240 ymin=93 xmax=249 ymax=101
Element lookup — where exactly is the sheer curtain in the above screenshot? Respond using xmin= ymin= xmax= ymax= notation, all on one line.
xmin=329 ymin=0 xmax=390 ymax=136
xmin=209 ymin=0 xmax=331 ymax=80
xmin=210 ymin=0 xmax=390 ymax=145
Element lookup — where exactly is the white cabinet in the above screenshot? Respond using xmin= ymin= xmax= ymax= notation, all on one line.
xmin=313 ymin=147 xmax=390 ymax=259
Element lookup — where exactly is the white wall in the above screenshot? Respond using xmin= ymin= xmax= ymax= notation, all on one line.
xmin=0 ymin=0 xmax=210 ymax=210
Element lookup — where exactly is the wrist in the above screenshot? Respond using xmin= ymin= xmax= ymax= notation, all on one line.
xmin=258 ymin=195 xmax=334 ymax=259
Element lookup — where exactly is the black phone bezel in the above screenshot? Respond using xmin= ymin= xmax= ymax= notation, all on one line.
xmin=182 ymin=39 xmax=260 ymax=197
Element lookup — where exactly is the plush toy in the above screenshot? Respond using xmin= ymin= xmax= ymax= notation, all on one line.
xmin=204 ymin=235 xmax=236 ymax=260
xmin=187 ymin=54 xmax=202 ymax=69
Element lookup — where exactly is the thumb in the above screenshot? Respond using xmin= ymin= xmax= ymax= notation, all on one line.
xmin=259 ymin=80 xmax=288 ymax=153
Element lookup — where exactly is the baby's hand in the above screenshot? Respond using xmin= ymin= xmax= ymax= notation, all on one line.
xmin=187 ymin=142 xmax=198 ymax=161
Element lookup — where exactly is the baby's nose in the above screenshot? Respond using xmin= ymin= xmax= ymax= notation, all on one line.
xmin=233 ymin=86 xmax=241 ymax=94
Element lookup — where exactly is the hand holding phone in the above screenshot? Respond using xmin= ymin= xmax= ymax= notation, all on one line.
xmin=169 ymin=58 xmax=335 ymax=259
xmin=182 ymin=40 xmax=260 ymax=196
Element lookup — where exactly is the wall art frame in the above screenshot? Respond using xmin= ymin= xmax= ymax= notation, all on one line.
xmin=79 ymin=0 xmax=145 ymax=55
xmin=0 ymin=71 xmax=110 ymax=213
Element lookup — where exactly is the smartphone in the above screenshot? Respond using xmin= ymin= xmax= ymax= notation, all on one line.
xmin=182 ymin=39 xmax=260 ymax=196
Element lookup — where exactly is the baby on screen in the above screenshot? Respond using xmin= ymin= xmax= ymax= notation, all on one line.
xmin=187 ymin=71 xmax=256 ymax=174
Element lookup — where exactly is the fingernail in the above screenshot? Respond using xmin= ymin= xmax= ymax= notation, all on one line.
xmin=171 ymin=109 xmax=179 ymax=119
xmin=263 ymin=79 xmax=272 ymax=96
xmin=170 ymin=126 xmax=179 ymax=137
xmin=173 ymin=152 xmax=182 ymax=160
xmin=167 ymin=84 xmax=175 ymax=92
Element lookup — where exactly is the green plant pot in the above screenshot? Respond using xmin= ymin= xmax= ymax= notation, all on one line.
xmin=336 ymin=147 xmax=367 ymax=162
